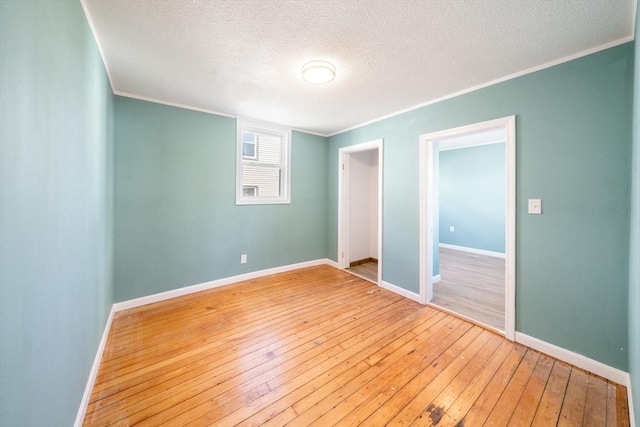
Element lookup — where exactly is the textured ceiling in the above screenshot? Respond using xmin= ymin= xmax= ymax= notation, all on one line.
xmin=82 ymin=0 xmax=636 ymax=136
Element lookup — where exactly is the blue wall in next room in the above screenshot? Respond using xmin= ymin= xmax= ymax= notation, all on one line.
xmin=439 ymin=143 xmax=506 ymax=253
xmin=114 ymin=97 xmax=329 ymax=302
xmin=0 ymin=1 xmax=114 ymax=425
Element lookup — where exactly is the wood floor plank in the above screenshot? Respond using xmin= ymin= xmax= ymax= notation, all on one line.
xmin=482 ymin=349 xmax=540 ymax=426
xmin=614 ymin=383 xmax=630 ymax=427
xmin=583 ymin=374 xmax=608 ymax=427
xmin=558 ymin=368 xmax=590 ymax=427
xmin=408 ymin=334 xmax=505 ymax=426
xmin=507 ymin=353 xmax=554 ymax=425
xmin=434 ymin=341 xmax=521 ymax=426
xmin=379 ymin=329 xmax=496 ymax=426
xmin=452 ymin=345 xmax=529 ymax=426
xmin=82 ymin=265 xmax=629 ymax=426
xmin=531 ymin=360 xmax=572 ymax=427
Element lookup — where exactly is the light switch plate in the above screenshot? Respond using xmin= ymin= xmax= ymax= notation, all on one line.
xmin=528 ymin=199 xmax=542 ymax=214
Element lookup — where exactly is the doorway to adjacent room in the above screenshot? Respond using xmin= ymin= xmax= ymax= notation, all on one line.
xmin=338 ymin=139 xmax=383 ymax=284
xmin=419 ymin=116 xmax=516 ymax=339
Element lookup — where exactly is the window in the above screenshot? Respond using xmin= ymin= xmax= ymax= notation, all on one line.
xmin=236 ymin=118 xmax=291 ymax=204
xmin=242 ymin=186 xmax=258 ymax=197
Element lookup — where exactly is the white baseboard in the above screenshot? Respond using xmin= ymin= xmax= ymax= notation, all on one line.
xmin=113 ymin=258 xmax=331 ymax=312
xmin=325 ymin=258 xmax=340 ymax=269
xmin=74 ymin=306 xmax=115 ymax=427
xmin=432 ymin=274 xmax=441 ymax=284
xmin=380 ymin=280 xmax=421 ymax=303
xmin=515 ymin=332 xmax=628 ymax=385
xmin=439 ymin=243 xmax=506 ymax=259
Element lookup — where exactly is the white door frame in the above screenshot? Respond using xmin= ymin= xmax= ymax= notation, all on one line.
xmin=419 ymin=116 xmax=516 ymax=340
xmin=338 ymin=139 xmax=383 ymax=284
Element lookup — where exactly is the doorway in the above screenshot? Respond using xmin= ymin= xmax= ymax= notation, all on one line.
xmin=419 ymin=116 xmax=516 ymax=340
xmin=338 ymin=139 xmax=383 ymax=284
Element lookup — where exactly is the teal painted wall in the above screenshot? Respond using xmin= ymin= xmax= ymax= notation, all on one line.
xmin=328 ymin=43 xmax=633 ymax=370
xmin=0 ymin=1 xmax=113 ymax=425
xmin=628 ymin=6 xmax=639 ymax=425
xmin=114 ymin=97 xmax=328 ymax=301
xmin=439 ymin=143 xmax=506 ymax=253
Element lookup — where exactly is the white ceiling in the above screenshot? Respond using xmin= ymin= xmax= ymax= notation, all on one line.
xmin=82 ymin=0 xmax=636 ymax=136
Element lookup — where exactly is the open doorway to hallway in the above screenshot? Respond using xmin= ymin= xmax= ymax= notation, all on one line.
xmin=338 ymin=140 xmax=383 ymax=284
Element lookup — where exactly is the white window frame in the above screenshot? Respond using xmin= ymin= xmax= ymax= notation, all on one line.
xmin=236 ymin=118 xmax=291 ymax=205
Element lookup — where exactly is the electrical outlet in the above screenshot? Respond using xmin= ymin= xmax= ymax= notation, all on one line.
xmin=241 ymin=254 xmax=247 ymax=264
xmin=449 ymin=226 xmax=455 ymax=232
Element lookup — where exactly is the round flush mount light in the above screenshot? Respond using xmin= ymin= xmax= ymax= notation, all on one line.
xmin=301 ymin=60 xmax=336 ymax=85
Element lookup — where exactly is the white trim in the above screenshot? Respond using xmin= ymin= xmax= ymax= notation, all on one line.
xmin=324 ymin=258 xmax=340 ymax=269
xmin=338 ymin=140 xmax=383 ymax=286
xmin=80 ymin=0 xmax=116 ymax=92
xmin=432 ymin=274 xmax=441 ymax=284
xmin=504 ymin=116 xmax=517 ymax=340
xmin=113 ymin=259 xmax=329 ymax=312
xmin=420 ymin=115 xmax=516 ymax=340
xmin=439 ymin=243 xmax=506 ymax=259
xmin=329 ymin=36 xmax=633 ymax=137
xmin=114 ymin=91 xmax=237 ymax=119
xmin=380 ymin=280 xmax=421 ymax=303
xmin=74 ymin=306 xmax=115 ymax=427
xmin=515 ymin=332 xmax=629 ymax=386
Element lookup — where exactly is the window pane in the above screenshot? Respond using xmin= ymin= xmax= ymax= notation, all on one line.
xmin=242 ymin=132 xmax=256 ymax=144
xmin=242 ymin=132 xmax=256 ymax=159
xmin=242 ymin=186 xmax=257 ymax=197
xmin=257 ymin=134 xmax=281 ymax=164
xmin=242 ymin=165 xmax=281 ymax=197
xmin=243 ymin=142 xmax=256 ymax=158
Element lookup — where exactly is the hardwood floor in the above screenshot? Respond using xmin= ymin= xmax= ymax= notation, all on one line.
xmin=432 ymin=247 xmax=505 ymax=331
xmin=83 ymin=265 xmax=629 ymax=426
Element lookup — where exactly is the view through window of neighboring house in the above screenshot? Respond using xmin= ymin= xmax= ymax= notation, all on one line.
xmin=236 ymin=119 xmax=291 ymax=204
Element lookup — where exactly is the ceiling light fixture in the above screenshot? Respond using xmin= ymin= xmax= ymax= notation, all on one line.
xmin=301 ymin=60 xmax=336 ymax=85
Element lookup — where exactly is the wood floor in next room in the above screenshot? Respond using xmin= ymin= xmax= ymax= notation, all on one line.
xmin=83 ymin=265 xmax=629 ymax=426
xmin=432 ymin=247 xmax=506 ymax=331
xmin=348 ymin=260 xmax=378 ymax=283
